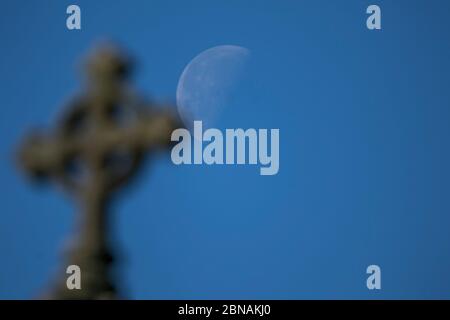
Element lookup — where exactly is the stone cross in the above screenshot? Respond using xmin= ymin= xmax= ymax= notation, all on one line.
xmin=17 ymin=46 xmax=180 ymax=299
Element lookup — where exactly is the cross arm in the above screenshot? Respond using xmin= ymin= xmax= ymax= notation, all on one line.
xmin=135 ymin=110 xmax=182 ymax=150
xmin=17 ymin=131 xmax=75 ymax=181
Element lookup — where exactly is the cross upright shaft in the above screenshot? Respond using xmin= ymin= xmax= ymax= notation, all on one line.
xmin=17 ymin=46 xmax=180 ymax=299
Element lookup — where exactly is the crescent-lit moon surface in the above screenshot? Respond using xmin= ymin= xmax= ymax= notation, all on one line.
xmin=176 ymin=45 xmax=250 ymax=129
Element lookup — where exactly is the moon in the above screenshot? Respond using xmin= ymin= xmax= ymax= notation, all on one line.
xmin=176 ymin=45 xmax=250 ymax=129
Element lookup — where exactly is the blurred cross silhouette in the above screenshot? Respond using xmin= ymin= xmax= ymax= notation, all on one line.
xmin=17 ymin=45 xmax=180 ymax=299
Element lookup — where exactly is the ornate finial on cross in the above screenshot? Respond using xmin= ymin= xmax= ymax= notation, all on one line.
xmin=17 ymin=45 xmax=180 ymax=299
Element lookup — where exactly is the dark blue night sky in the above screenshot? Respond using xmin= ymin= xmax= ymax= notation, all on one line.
xmin=1 ymin=0 xmax=450 ymax=298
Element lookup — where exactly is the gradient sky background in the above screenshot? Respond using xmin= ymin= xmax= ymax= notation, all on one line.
xmin=1 ymin=0 xmax=450 ymax=299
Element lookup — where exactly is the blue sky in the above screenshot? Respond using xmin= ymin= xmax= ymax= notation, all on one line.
xmin=1 ymin=0 xmax=450 ymax=299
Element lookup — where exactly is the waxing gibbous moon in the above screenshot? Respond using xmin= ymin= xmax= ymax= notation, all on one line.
xmin=176 ymin=45 xmax=250 ymax=129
